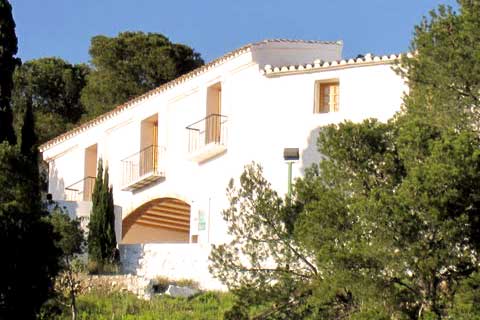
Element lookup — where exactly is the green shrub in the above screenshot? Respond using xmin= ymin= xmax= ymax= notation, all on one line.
xmin=87 ymin=260 xmax=119 ymax=275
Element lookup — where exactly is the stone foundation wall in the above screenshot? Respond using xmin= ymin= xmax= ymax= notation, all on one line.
xmin=79 ymin=274 xmax=152 ymax=298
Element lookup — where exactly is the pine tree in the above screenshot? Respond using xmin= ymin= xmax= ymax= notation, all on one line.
xmin=87 ymin=159 xmax=117 ymax=272
xmin=81 ymin=32 xmax=204 ymax=118
xmin=294 ymin=2 xmax=480 ymax=318
xmin=0 ymin=0 xmax=19 ymax=145
xmin=209 ymin=164 xmax=318 ymax=319
xmin=12 ymin=57 xmax=90 ymax=144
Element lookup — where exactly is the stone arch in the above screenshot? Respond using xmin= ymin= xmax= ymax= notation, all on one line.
xmin=122 ymin=197 xmax=191 ymax=244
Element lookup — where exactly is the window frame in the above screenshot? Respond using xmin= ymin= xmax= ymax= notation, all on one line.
xmin=314 ymin=79 xmax=340 ymax=114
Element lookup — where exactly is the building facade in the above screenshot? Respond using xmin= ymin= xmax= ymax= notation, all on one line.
xmin=40 ymin=40 xmax=407 ymax=289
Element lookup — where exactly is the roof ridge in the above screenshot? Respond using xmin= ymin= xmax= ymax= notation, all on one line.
xmin=252 ymin=39 xmax=343 ymax=45
xmin=262 ymin=52 xmax=411 ymax=75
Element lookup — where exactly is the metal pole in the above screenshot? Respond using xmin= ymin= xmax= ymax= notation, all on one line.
xmin=287 ymin=161 xmax=293 ymax=198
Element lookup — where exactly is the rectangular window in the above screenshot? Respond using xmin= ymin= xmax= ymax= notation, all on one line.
xmin=191 ymin=235 xmax=198 ymax=243
xmin=315 ymin=81 xmax=339 ymax=113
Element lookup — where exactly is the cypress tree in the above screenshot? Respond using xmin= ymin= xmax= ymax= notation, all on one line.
xmin=0 ymin=0 xmax=19 ymax=145
xmin=88 ymin=159 xmax=117 ymax=272
xmin=0 ymin=140 xmax=60 ymax=319
xmin=104 ymin=168 xmax=117 ymax=262
xmin=20 ymin=95 xmax=41 ymax=201
xmin=0 ymin=2 xmax=60 ymax=318
xmin=20 ymin=94 xmax=37 ymax=161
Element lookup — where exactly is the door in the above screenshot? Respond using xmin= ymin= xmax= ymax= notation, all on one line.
xmin=206 ymin=83 xmax=222 ymax=144
xmin=84 ymin=144 xmax=97 ymax=201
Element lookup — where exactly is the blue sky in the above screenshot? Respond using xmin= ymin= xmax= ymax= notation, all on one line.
xmin=10 ymin=0 xmax=458 ymax=65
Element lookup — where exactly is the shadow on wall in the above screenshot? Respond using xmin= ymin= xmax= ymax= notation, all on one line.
xmin=119 ymin=244 xmax=145 ymax=275
xmin=48 ymin=160 xmax=65 ymax=201
xmin=114 ymin=206 xmax=123 ymax=244
xmin=51 ymin=201 xmax=79 ymax=219
xmin=299 ymin=127 xmax=324 ymax=175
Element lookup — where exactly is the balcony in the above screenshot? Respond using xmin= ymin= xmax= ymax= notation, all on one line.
xmin=121 ymin=145 xmax=166 ymax=191
xmin=65 ymin=176 xmax=96 ymax=201
xmin=186 ymin=114 xmax=228 ymax=162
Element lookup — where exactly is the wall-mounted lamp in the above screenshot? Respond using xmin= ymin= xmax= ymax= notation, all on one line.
xmin=283 ymin=148 xmax=299 ymax=198
xmin=283 ymin=148 xmax=300 ymax=161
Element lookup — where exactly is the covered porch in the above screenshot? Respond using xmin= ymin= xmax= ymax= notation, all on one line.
xmin=121 ymin=197 xmax=191 ymax=244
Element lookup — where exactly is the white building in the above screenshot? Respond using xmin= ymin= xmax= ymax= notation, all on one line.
xmin=40 ymin=40 xmax=407 ymax=289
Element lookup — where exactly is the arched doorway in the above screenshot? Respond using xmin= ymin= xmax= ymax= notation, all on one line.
xmin=122 ymin=198 xmax=190 ymax=244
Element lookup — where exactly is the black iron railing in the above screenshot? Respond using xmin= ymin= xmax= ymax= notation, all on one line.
xmin=121 ymin=145 xmax=165 ymax=187
xmin=186 ymin=114 xmax=228 ymax=154
xmin=65 ymin=176 xmax=96 ymax=201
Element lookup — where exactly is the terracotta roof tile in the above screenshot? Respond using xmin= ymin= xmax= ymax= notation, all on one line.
xmin=262 ymin=52 xmax=404 ymax=76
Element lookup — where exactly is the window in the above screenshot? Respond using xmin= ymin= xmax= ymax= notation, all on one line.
xmin=191 ymin=235 xmax=198 ymax=243
xmin=315 ymin=81 xmax=339 ymax=113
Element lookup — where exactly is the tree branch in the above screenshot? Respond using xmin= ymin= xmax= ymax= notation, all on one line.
xmin=239 ymin=267 xmax=314 ymax=280
xmin=390 ymin=277 xmax=420 ymax=296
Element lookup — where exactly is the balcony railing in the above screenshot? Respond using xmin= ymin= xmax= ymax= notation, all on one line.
xmin=121 ymin=145 xmax=166 ymax=191
xmin=186 ymin=114 xmax=228 ymax=161
xmin=65 ymin=176 xmax=96 ymax=201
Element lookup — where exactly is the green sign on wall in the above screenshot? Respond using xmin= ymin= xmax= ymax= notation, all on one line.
xmin=198 ymin=210 xmax=206 ymax=231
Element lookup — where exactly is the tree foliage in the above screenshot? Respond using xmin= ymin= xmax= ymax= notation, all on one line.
xmin=48 ymin=209 xmax=85 ymax=320
xmin=87 ymin=159 xmax=117 ymax=272
xmin=294 ymin=119 xmax=480 ymax=319
xmin=20 ymin=94 xmax=36 ymax=160
xmin=0 ymin=144 xmax=61 ymax=319
xmin=81 ymin=31 xmax=204 ymax=118
xmin=12 ymin=57 xmax=89 ymax=144
xmin=20 ymin=93 xmax=41 ymax=197
xmin=210 ymin=164 xmax=319 ymax=319
xmin=0 ymin=0 xmax=19 ymax=145
xmin=397 ymin=1 xmax=480 ymax=133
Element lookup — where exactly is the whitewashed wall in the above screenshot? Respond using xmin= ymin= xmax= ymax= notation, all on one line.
xmin=42 ymin=42 xmax=407 ymax=289
xmin=120 ymin=243 xmax=225 ymax=291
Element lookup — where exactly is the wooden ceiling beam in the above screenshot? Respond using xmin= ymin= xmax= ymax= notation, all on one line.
xmin=146 ymin=207 xmax=190 ymax=217
xmin=155 ymin=202 xmax=190 ymax=212
xmin=122 ymin=198 xmax=191 ymax=237
xmin=136 ymin=221 xmax=190 ymax=233
xmin=162 ymin=198 xmax=190 ymax=206
xmin=140 ymin=215 xmax=190 ymax=227
xmin=144 ymin=212 xmax=190 ymax=223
